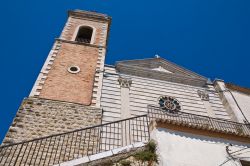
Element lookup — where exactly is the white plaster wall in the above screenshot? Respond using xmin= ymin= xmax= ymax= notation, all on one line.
xmin=151 ymin=128 xmax=250 ymax=166
xmin=231 ymin=91 xmax=250 ymax=122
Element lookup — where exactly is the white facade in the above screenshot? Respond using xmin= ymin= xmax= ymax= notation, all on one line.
xmin=101 ymin=66 xmax=230 ymax=123
xmin=152 ymin=128 xmax=250 ymax=166
xmin=99 ymin=57 xmax=250 ymax=165
xmin=230 ymin=90 xmax=250 ymax=122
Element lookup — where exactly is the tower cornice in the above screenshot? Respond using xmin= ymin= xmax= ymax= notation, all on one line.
xmin=68 ymin=10 xmax=111 ymax=23
xmin=56 ymin=38 xmax=107 ymax=48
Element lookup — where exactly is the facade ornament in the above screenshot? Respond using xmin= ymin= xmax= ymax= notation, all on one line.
xmin=158 ymin=96 xmax=181 ymax=113
xmin=118 ymin=76 xmax=132 ymax=88
xmin=155 ymin=54 xmax=160 ymax=58
xmin=197 ymin=90 xmax=209 ymax=101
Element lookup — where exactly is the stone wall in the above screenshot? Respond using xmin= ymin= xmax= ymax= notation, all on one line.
xmin=2 ymin=97 xmax=102 ymax=144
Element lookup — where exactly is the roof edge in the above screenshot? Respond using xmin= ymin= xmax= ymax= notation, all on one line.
xmin=68 ymin=10 xmax=111 ymax=22
xmin=115 ymin=57 xmax=207 ymax=80
xmin=226 ymin=83 xmax=250 ymax=95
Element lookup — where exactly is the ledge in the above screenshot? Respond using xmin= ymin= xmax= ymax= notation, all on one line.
xmin=150 ymin=119 xmax=250 ymax=144
xmin=54 ymin=142 xmax=146 ymax=166
xmin=148 ymin=105 xmax=250 ymax=143
xmin=116 ymin=63 xmax=207 ymax=87
xmin=55 ymin=38 xmax=107 ymax=48
xmin=68 ymin=10 xmax=111 ymax=22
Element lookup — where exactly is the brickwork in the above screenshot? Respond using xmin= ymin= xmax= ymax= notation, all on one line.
xmin=29 ymin=40 xmax=62 ymax=97
xmin=2 ymin=97 xmax=102 ymax=144
xmin=60 ymin=17 xmax=106 ymax=45
xmin=30 ymin=11 xmax=110 ymax=105
xmin=39 ymin=42 xmax=99 ymax=105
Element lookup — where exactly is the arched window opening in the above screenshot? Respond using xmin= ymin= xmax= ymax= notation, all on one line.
xmin=75 ymin=26 xmax=93 ymax=44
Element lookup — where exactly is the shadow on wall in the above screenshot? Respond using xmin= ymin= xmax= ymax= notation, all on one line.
xmin=157 ymin=127 xmax=250 ymax=147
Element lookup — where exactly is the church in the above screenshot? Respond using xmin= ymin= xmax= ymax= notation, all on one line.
xmin=0 ymin=10 xmax=250 ymax=166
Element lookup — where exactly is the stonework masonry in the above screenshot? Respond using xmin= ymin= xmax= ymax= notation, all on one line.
xmin=3 ymin=97 xmax=102 ymax=144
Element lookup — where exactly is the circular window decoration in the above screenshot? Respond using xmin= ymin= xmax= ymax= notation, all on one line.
xmin=68 ymin=66 xmax=80 ymax=74
xmin=158 ymin=96 xmax=181 ymax=113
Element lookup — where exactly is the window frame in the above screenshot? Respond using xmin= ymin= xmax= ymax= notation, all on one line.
xmin=72 ymin=25 xmax=96 ymax=44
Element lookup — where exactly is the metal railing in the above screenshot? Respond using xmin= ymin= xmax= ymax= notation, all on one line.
xmin=148 ymin=105 xmax=250 ymax=137
xmin=0 ymin=115 xmax=149 ymax=166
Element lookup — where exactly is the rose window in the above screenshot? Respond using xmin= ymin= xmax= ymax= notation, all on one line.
xmin=158 ymin=96 xmax=181 ymax=113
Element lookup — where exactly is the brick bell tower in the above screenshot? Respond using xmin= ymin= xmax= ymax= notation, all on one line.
xmin=2 ymin=10 xmax=111 ymax=144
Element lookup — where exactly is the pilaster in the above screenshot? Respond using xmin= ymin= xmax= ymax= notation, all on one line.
xmin=197 ymin=90 xmax=215 ymax=117
xmin=214 ymin=79 xmax=245 ymax=123
xmin=118 ymin=76 xmax=132 ymax=119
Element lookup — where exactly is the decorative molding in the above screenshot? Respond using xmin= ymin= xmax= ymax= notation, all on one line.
xmin=116 ymin=58 xmax=207 ymax=80
xmin=118 ymin=76 xmax=132 ymax=119
xmin=226 ymin=83 xmax=250 ymax=96
xmin=116 ymin=63 xmax=207 ymax=87
xmin=215 ymin=80 xmax=246 ymax=123
xmin=150 ymin=119 xmax=250 ymax=144
xmin=68 ymin=10 xmax=111 ymax=23
xmin=197 ymin=89 xmax=214 ymax=117
xmin=60 ymin=17 xmax=71 ymax=40
xmin=67 ymin=65 xmax=80 ymax=74
xmin=197 ymin=90 xmax=209 ymax=101
xmin=56 ymin=38 xmax=106 ymax=48
xmin=118 ymin=76 xmax=132 ymax=88
xmin=152 ymin=66 xmax=172 ymax=73
xmin=29 ymin=40 xmax=62 ymax=97
xmin=91 ymin=23 xmax=108 ymax=107
xmin=158 ymin=96 xmax=181 ymax=113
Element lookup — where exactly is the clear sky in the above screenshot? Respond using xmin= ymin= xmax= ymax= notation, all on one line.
xmin=0 ymin=0 xmax=250 ymax=143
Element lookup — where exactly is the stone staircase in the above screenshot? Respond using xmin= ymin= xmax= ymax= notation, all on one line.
xmin=0 ymin=115 xmax=149 ymax=166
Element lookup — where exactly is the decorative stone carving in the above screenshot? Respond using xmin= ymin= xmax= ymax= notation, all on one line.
xmin=118 ymin=76 xmax=132 ymax=88
xmin=197 ymin=90 xmax=209 ymax=101
xmin=158 ymin=96 xmax=181 ymax=113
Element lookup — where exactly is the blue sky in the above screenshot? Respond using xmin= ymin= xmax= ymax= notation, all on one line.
xmin=0 ymin=0 xmax=250 ymax=143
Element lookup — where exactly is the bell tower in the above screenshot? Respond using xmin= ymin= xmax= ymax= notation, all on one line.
xmin=2 ymin=10 xmax=111 ymax=144
xmin=30 ymin=10 xmax=111 ymax=106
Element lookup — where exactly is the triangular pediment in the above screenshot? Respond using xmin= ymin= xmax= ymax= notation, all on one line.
xmin=115 ymin=58 xmax=208 ymax=87
xmin=152 ymin=66 xmax=173 ymax=73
